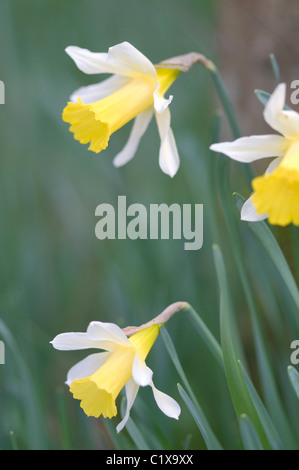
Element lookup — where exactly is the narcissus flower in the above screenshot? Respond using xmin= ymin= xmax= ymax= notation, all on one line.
xmin=210 ymin=83 xmax=299 ymax=226
xmin=51 ymin=307 xmax=183 ymax=432
xmin=63 ymin=41 xmax=211 ymax=177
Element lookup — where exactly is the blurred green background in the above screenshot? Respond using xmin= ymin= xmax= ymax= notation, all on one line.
xmin=1 ymin=0 xmax=299 ymax=450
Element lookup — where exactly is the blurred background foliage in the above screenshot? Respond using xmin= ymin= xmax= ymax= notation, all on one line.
xmin=0 ymin=0 xmax=299 ymax=450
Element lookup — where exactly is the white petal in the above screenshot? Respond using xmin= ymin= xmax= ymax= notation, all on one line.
xmin=50 ymin=332 xmax=105 ymax=351
xmin=70 ymin=75 xmax=130 ymax=104
xmin=265 ymin=156 xmax=283 ymax=175
xmin=210 ymin=135 xmax=289 ymax=163
xmin=116 ymin=378 xmax=139 ymax=433
xmin=151 ymin=382 xmax=181 ymax=419
xmin=108 ymin=42 xmax=157 ymax=80
xmin=65 ymin=46 xmax=125 ymax=75
xmin=153 ymin=83 xmax=173 ymax=114
xmin=155 ymin=108 xmax=180 ymax=177
xmin=264 ymin=83 xmax=299 ymax=139
xmin=241 ymin=196 xmax=268 ymax=222
xmin=86 ymin=321 xmax=131 ymax=350
xmin=113 ymin=107 xmax=153 ymax=167
xmin=66 ymin=351 xmax=111 ymax=386
xmin=132 ymin=353 xmax=153 ymax=386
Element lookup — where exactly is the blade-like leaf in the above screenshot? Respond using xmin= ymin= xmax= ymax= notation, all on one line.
xmin=212 ymin=244 xmax=270 ymax=449
xmin=120 ymin=397 xmax=150 ymax=450
xmin=177 ymin=384 xmax=214 ymax=450
xmin=234 ymin=193 xmax=299 ymax=319
xmin=184 ymin=303 xmax=223 ymax=367
xmin=240 ymin=362 xmax=283 ymax=450
xmin=240 ymin=415 xmax=263 ymax=450
xmin=269 ymin=54 xmax=280 ymax=87
xmin=160 ymin=326 xmax=223 ymax=450
xmin=255 ymin=89 xmax=292 ymax=110
xmin=0 ymin=320 xmax=46 ymax=449
xmin=209 ymin=65 xmax=253 ymax=183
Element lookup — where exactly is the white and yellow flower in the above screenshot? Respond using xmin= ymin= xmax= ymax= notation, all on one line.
xmin=210 ymin=83 xmax=299 ymax=226
xmin=51 ymin=319 xmax=180 ymax=432
xmin=62 ymin=41 xmax=182 ymax=177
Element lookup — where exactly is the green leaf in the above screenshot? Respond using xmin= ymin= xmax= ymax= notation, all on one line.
xmin=255 ymin=89 xmax=272 ymax=107
xmin=160 ymin=326 xmax=223 ymax=450
xmin=240 ymin=415 xmax=263 ymax=450
xmin=184 ymin=303 xmax=223 ymax=367
xmin=209 ymin=67 xmax=241 ymax=139
xmin=209 ymin=65 xmax=253 ymax=183
xmin=0 ymin=320 xmax=46 ymax=449
xmin=120 ymin=397 xmax=150 ymax=450
xmin=212 ymin=244 xmax=270 ymax=449
xmin=55 ymin=387 xmax=72 ymax=450
xmin=207 ymin=110 xmax=223 ymax=243
xmin=177 ymin=384 xmax=217 ymax=450
xmin=255 ymin=89 xmax=292 ymax=110
xmin=234 ymin=193 xmax=299 ymax=319
xmin=269 ymin=54 xmax=280 ymax=87
xmin=9 ymin=431 xmax=18 ymax=451
xmin=232 ymin=193 xmax=298 ymax=448
xmin=214 ymin=158 xmax=249 ymax=367
xmin=240 ymin=362 xmax=283 ymax=450
xmin=211 ymin=106 xmax=289 ymax=444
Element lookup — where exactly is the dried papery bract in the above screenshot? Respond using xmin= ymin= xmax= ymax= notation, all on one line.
xmin=123 ymin=301 xmax=188 ymax=337
xmin=155 ymin=52 xmax=215 ymax=73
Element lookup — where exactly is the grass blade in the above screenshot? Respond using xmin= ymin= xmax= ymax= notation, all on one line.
xmin=160 ymin=326 xmax=223 ymax=450
xmin=239 ymin=415 xmax=263 ymax=450
xmin=239 ymin=362 xmax=283 ymax=450
xmin=0 ymin=320 xmax=46 ymax=449
xmin=177 ymin=384 xmax=216 ymax=450
xmin=269 ymin=54 xmax=280 ymax=87
xmin=9 ymin=431 xmax=18 ymax=451
xmin=184 ymin=303 xmax=223 ymax=367
xmin=234 ymin=193 xmax=299 ymax=318
xmin=255 ymin=89 xmax=292 ymax=110
xmin=120 ymin=397 xmax=150 ymax=450
xmin=212 ymin=244 xmax=270 ymax=449
xmin=209 ymin=64 xmax=253 ymax=183
xmin=55 ymin=387 xmax=72 ymax=450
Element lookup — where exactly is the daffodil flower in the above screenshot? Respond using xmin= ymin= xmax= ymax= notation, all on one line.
xmin=63 ymin=42 xmax=211 ymax=177
xmin=51 ymin=315 xmax=182 ymax=432
xmin=62 ymin=41 xmax=182 ymax=177
xmin=210 ymin=83 xmax=299 ymax=226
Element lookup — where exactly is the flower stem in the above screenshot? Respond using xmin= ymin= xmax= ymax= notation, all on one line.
xmin=207 ymin=62 xmax=254 ymax=183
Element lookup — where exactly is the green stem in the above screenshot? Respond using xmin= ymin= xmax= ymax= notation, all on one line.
xmin=184 ymin=303 xmax=223 ymax=367
xmin=208 ymin=65 xmax=242 ymax=139
xmin=207 ymin=62 xmax=254 ymax=183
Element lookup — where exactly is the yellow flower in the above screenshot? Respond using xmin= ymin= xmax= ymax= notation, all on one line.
xmin=63 ymin=42 xmax=181 ymax=177
xmin=51 ymin=320 xmax=180 ymax=432
xmin=210 ymin=83 xmax=299 ymax=226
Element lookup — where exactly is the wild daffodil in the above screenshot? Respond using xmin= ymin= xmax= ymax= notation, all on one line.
xmin=63 ymin=41 xmax=210 ymax=177
xmin=210 ymin=83 xmax=299 ymax=226
xmin=51 ymin=303 xmax=186 ymax=432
